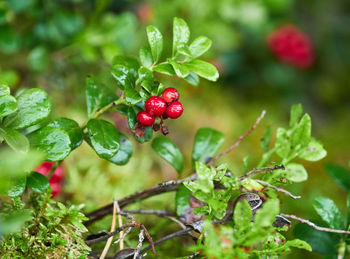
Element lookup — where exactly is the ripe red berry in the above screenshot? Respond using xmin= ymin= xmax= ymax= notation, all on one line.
xmin=165 ymin=101 xmax=183 ymax=119
xmin=162 ymin=88 xmax=180 ymax=103
xmin=145 ymin=96 xmax=167 ymax=116
xmin=267 ymin=25 xmax=314 ymax=69
xmin=136 ymin=111 xmax=155 ymax=126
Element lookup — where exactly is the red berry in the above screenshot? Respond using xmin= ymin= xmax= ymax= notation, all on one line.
xmin=136 ymin=111 xmax=155 ymax=126
xmin=145 ymin=96 xmax=167 ymax=116
xmin=162 ymin=88 xmax=179 ymax=103
xmin=165 ymin=101 xmax=183 ymax=119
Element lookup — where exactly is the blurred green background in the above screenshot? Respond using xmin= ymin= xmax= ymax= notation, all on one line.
xmin=0 ymin=0 xmax=349 ymax=258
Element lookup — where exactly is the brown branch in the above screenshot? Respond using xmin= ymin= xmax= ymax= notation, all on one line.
xmin=255 ymin=180 xmax=301 ymax=200
xmin=238 ymin=164 xmax=285 ymax=180
xmin=207 ymin=110 xmax=266 ymax=166
xmin=280 ymin=214 xmax=350 ymax=234
xmin=122 ymin=209 xmax=176 ymax=217
xmin=85 ymin=175 xmax=197 ymax=226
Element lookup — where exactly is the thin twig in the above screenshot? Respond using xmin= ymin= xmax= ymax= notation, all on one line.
xmin=140 ymin=228 xmax=193 ymax=255
xmin=280 ymin=214 xmax=350 ymax=234
xmin=166 ymin=216 xmax=187 ymax=230
xmin=115 ymin=199 xmax=124 ymax=250
xmin=85 ymin=175 xmax=197 ymax=226
xmin=238 ymin=164 xmax=285 ymax=180
xmin=255 ymin=180 xmax=301 ymax=200
xmin=133 ymin=229 xmax=144 ymax=259
xmin=186 ymin=252 xmax=200 ymax=259
xmin=207 ymin=110 xmax=266 ymax=166
xmin=123 ymin=209 xmax=176 ymax=217
xmin=99 ymin=199 xmax=118 ymax=259
xmin=140 ymin=224 xmax=157 ymax=257
xmin=114 ymin=212 xmax=135 ymax=245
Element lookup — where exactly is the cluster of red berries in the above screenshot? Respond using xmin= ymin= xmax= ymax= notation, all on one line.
xmin=136 ymin=87 xmax=183 ymax=128
xmin=267 ymin=25 xmax=314 ymax=69
xmin=34 ymin=161 xmax=64 ymax=197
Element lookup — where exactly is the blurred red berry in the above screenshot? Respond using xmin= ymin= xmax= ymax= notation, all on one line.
xmin=162 ymin=88 xmax=180 ymax=103
xmin=165 ymin=101 xmax=183 ymax=119
xmin=137 ymin=4 xmax=154 ymax=24
xmin=267 ymin=25 xmax=314 ymax=69
xmin=136 ymin=111 xmax=155 ymax=126
xmin=34 ymin=161 xmax=64 ymax=197
xmin=145 ymin=96 xmax=167 ymax=116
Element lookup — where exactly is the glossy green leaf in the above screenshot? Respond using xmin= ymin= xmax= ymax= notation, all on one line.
xmin=173 ymin=17 xmax=190 ymax=56
xmin=184 ymin=72 xmax=199 ymax=86
xmin=175 ymin=184 xmax=192 ymax=216
xmin=127 ymin=106 xmax=153 ymax=143
xmin=138 ymin=67 xmax=155 ymax=93
xmin=283 ymin=239 xmax=312 ymax=252
xmin=111 ymin=56 xmax=139 ymax=90
xmin=125 ymin=88 xmax=142 ymax=105
xmin=291 ymin=114 xmax=311 ymax=148
xmin=177 ymin=43 xmax=192 ymax=58
xmin=85 ymin=76 xmax=118 ymax=117
xmin=0 ymin=127 xmax=29 ymax=153
xmin=234 ymin=199 xmax=252 ymax=229
xmin=108 ymin=133 xmax=133 ymax=165
xmin=313 ymin=197 xmax=344 ymax=229
xmin=152 ymin=63 xmax=176 ymax=76
xmin=168 ymin=59 xmax=190 ymax=78
xmin=298 ymin=139 xmax=327 ymax=161
xmin=139 ymin=46 xmax=153 ymax=68
xmin=184 ymin=59 xmax=219 ymax=81
xmin=254 ymin=199 xmax=279 ymax=228
xmin=189 ymin=36 xmax=212 ymax=58
xmin=87 ymin=119 xmax=120 ymax=159
xmin=289 ymin=104 xmax=303 ymax=128
xmin=27 ymin=171 xmax=49 ymax=193
xmin=0 ymin=94 xmax=17 ymax=118
xmin=324 ymin=164 xmax=350 ymax=191
xmin=146 ymin=25 xmax=163 ymax=63
xmin=8 ymin=177 xmax=26 ymax=197
xmin=275 ymin=127 xmax=290 ymax=158
xmin=29 ymin=126 xmax=71 ymax=161
xmin=151 ymin=136 xmax=184 ymax=173
xmin=0 ymin=84 xmax=10 ymax=96
xmin=192 ymin=127 xmax=225 ymax=164
xmin=283 ymin=163 xmax=308 ymax=182
xmin=3 ymin=88 xmax=51 ymax=130
xmin=259 ymin=125 xmax=272 ymax=153
xmin=48 ymin=117 xmax=83 ymax=150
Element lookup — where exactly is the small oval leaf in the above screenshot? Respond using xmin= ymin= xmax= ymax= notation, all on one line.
xmin=0 ymin=127 xmax=29 ymax=153
xmin=27 ymin=171 xmax=49 ymax=193
xmin=108 ymin=133 xmax=133 ymax=166
xmin=0 ymin=94 xmax=17 ymax=118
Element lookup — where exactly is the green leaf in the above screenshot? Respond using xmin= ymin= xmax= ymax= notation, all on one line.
xmin=189 ymin=36 xmax=212 ymax=58
xmin=0 ymin=210 xmax=32 ymax=236
xmin=29 ymin=126 xmax=71 ymax=161
xmin=111 ymin=56 xmax=139 ymax=90
xmin=152 ymin=63 xmax=176 ymax=76
xmin=175 ymin=184 xmax=192 ymax=216
xmin=274 ymin=127 xmax=290 ymax=158
xmin=192 ymin=127 xmax=225 ymax=164
xmin=177 ymin=43 xmax=192 ymax=58
xmin=87 ymin=119 xmax=120 ymax=159
xmin=127 ymin=106 xmax=153 ymax=143
xmin=284 ymin=239 xmax=312 ymax=252
xmin=108 ymin=133 xmax=133 ymax=166
xmin=138 ymin=67 xmax=155 ymax=93
xmin=313 ymin=197 xmax=344 ymax=229
xmin=27 ymin=171 xmax=49 ymax=193
xmin=3 ymin=88 xmax=51 ymax=130
xmin=324 ymin=164 xmax=350 ymax=191
xmin=283 ymin=163 xmax=308 ymax=182
xmin=184 ymin=59 xmax=219 ymax=81
xmin=151 ymin=136 xmax=184 ymax=173
xmin=291 ymin=114 xmax=311 ymax=148
xmin=0 ymin=94 xmax=17 ymax=118
xmin=85 ymin=76 xmax=118 ymax=117
xmin=184 ymin=72 xmax=199 ymax=86
xmin=168 ymin=59 xmax=190 ymax=78
xmin=125 ymin=88 xmax=142 ymax=105
xmin=0 ymin=84 xmax=10 ymax=96
xmin=234 ymin=199 xmax=252 ymax=229
xmin=298 ymin=139 xmax=327 ymax=161
xmin=139 ymin=46 xmax=153 ymax=68
xmin=173 ymin=17 xmax=190 ymax=56
xmin=0 ymin=127 xmax=29 ymax=153
xmin=8 ymin=177 xmax=26 ymax=197
xmin=290 ymin=104 xmax=303 ymax=128
xmin=146 ymin=25 xmax=163 ymax=63
xmin=254 ymin=199 xmax=279 ymax=228
xmin=260 ymin=125 xmax=272 ymax=153
xmin=48 ymin=118 xmax=83 ymax=150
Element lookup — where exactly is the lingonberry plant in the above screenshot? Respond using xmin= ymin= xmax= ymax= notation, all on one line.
xmin=0 ymin=18 xmax=349 ymax=259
